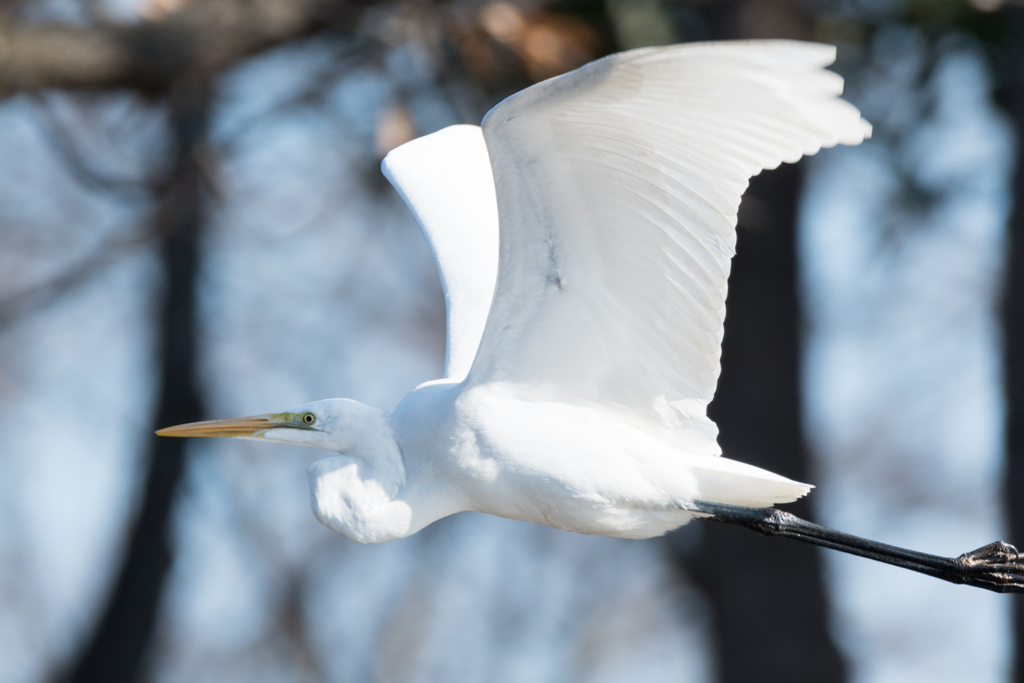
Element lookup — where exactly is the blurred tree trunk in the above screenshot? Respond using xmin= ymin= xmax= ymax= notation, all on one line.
xmin=660 ymin=1 xmax=847 ymax=679
xmin=685 ymin=163 xmax=846 ymax=682
xmin=62 ymin=85 xmax=209 ymax=683
xmin=1004 ymin=7 xmax=1024 ymax=682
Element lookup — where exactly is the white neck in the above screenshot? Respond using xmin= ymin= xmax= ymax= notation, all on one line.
xmin=306 ymin=409 xmax=413 ymax=543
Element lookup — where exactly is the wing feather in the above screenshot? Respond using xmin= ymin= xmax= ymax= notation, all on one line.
xmin=382 ymin=125 xmax=499 ymax=381
xmin=468 ymin=40 xmax=870 ymax=453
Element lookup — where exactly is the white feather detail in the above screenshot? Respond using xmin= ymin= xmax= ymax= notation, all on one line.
xmin=467 ymin=40 xmax=870 ymax=453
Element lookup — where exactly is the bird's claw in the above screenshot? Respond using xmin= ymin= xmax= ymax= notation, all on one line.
xmin=955 ymin=541 xmax=1024 ymax=593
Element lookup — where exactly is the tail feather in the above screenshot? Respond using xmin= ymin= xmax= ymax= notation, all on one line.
xmin=691 ymin=456 xmax=812 ymax=508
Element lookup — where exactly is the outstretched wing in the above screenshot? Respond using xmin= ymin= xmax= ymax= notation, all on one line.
xmin=382 ymin=125 xmax=500 ymax=381
xmin=468 ymin=41 xmax=870 ymax=447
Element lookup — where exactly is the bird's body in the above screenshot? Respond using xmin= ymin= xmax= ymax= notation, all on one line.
xmin=397 ymin=380 xmax=812 ymax=539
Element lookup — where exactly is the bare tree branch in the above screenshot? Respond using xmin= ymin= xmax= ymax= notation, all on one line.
xmin=28 ymin=93 xmax=157 ymax=198
xmin=0 ymin=0 xmax=359 ymax=97
xmin=0 ymin=222 xmax=155 ymax=329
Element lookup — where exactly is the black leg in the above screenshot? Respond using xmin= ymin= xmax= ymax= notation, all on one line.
xmin=691 ymin=501 xmax=1024 ymax=594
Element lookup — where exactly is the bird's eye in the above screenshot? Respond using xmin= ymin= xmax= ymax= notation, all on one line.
xmin=302 ymin=413 xmax=316 ymax=425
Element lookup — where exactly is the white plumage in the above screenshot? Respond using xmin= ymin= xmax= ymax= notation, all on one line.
xmin=159 ymin=40 xmax=871 ymax=543
xmin=380 ymin=125 xmax=499 ymax=382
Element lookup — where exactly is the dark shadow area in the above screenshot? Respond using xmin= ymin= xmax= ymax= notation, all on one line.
xmin=678 ymin=163 xmax=846 ymax=683
xmin=1003 ymin=6 xmax=1024 ymax=681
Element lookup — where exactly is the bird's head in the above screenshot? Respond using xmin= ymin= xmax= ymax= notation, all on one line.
xmin=159 ymin=398 xmax=410 ymax=542
xmin=157 ymin=398 xmax=389 ymax=453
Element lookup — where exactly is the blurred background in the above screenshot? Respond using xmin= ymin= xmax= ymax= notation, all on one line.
xmin=0 ymin=0 xmax=1020 ymax=681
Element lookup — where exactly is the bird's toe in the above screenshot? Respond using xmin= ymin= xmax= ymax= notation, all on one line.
xmin=956 ymin=541 xmax=1024 ymax=593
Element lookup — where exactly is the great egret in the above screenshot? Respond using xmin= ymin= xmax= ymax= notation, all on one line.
xmin=159 ymin=40 xmax=1024 ymax=592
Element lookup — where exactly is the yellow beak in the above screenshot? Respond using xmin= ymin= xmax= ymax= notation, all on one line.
xmin=156 ymin=415 xmax=276 ymax=438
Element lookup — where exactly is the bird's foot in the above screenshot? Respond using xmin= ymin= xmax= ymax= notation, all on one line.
xmin=955 ymin=541 xmax=1024 ymax=593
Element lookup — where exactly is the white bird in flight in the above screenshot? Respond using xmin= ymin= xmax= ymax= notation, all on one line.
xmin=160 ymin=40 xmax=1023 ymax=592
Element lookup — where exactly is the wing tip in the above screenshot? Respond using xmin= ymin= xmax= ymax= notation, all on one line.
xmin=641 ymin=38 xmax=838 ymax=66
